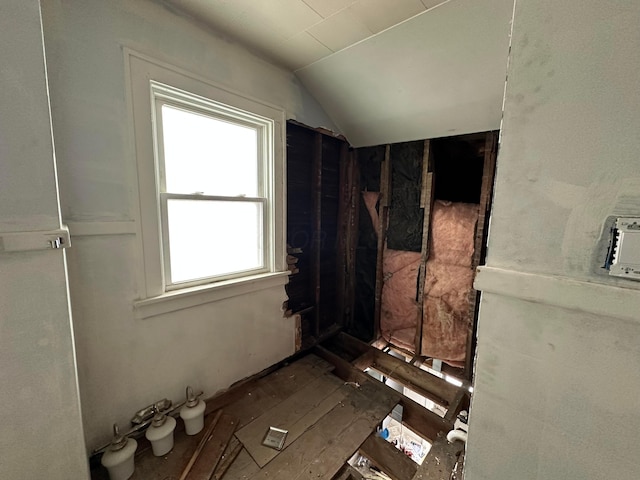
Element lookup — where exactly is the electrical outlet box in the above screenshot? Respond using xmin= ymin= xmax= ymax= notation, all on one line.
xmin=608 ymin=217 xmax=640 ymax=280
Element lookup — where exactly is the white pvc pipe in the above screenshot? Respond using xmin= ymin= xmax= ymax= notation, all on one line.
xmin=446 ymin=429 xmax=468 ymax=444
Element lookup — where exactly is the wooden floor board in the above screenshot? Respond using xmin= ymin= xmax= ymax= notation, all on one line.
xmin=222 ymin=448 xmax=260 ymax=479
xmin=211 ymin=436 xmax=242 ymax=480
xmin=91 ymin=353 xmax=450 ymax=480
xmin=254 ymin=381 xmax=399 ymax=480
xmin=223 ymin=354 xmax=335 ymax=430
xmin=236 ymin=373 xmax=346 ymax=467
xmin=184 ymin=413 xmax=238 ymax=480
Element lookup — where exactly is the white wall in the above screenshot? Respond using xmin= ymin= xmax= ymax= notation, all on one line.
xmin=467 ymin=1 xmax=640 ymax=479
xmin=40 ymin=0 xmax=337 ymax=450
xmin=0 ymin=1 xmax=89 ymax=478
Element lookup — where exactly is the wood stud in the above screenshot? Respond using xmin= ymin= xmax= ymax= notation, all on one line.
xmin=373 ymin=145 xmax=392 ymax=340
xmin=464 ymin=131 xmax=498 ymax=379
xmin=312 ymin=132 xmax=323 ymax=339
xmin=336 ymin=142 xmax=350 ymax=328
xmin=345 ymin=150 xmax=360 ymax=333
xmin=414 ymin=140 xmax=435 ymax=356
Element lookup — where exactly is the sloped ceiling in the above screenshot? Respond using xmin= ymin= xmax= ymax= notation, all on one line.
xmin=163 ymin=0 xmax=514 ymax=147
xmin=163 ymin=0 xmax=447 ymax=70
xmin=297 ymin=0 xmax=514 ymax=146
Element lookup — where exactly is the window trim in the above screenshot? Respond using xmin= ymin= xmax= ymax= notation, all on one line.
xmin=126 ymin=51 xmax=287 ymax=317
xmin=150 ymin=81 xmax=274 ymax=289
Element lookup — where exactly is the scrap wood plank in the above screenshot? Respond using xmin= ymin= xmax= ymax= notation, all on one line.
xmin=254 ymin=379 xmax=399 ymax=480
xmin=184 ymin=413 xmax=238 ymax=480
xmin=211 ymin=436 xmax=242 ymax=480
xmin=359 ymin=433 xmax=418 ymax=480
xmin=235 ymin=373 xmax=347 ymax=467
xmin=179 ymin=410 xmax=224 ymax=480
xmin=411 ymin=434 xmax=463 ymax=480
xmin=215 ymin=354 xmax=335 ymax=431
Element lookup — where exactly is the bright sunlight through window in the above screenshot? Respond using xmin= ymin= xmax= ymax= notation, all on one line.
xmin=152 ymin=84 xmax=273 ymax=288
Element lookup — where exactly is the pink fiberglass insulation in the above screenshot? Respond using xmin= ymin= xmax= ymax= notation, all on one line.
xmin=362 ymin=191 xmax=380 ymax=234
xmin=421 ymin=263 xmax=475 ymax=366
xmin=362 ymin=190 xmax=419 ymax=350
xmin=428 ymin=200 xmax=478 ymax=267
xmin=421 ymin=201 xmax=479 ymax=366
xmin=380 ymin=249 xmax=421 ymax=351
xmin=369 ymin=197 xmax=479 ymax=364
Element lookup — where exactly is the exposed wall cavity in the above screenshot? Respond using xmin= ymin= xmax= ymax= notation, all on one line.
xmin=352 ymin=133 xmax=492 ymax=368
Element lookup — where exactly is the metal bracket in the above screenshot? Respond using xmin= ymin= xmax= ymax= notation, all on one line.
xmin=0 ymin=226 xmax=71 ymax=253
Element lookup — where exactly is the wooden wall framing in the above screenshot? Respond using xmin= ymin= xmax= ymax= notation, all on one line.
xmin=373 ymin=145 xmax=391 ymax=339
xmin=351 ymin=131 xmax=498 ymax=379
xmin=287 ymin=121 xmax=498 ymax=380
xmin=414 ymin=140 xmax=435 ymax=355
xmin=464 ymin=131 xmax=498 ymax=377
xmin=286 ymin=120 xmax=352 ymax=345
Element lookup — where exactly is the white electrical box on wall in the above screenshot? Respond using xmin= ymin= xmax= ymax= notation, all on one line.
xmin=608 ymin=217 xmax=640 ymax=280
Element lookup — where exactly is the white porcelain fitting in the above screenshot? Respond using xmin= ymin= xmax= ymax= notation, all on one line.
xmin=101 ymin=424 xmax=137 ymax=480
xmin=180 ymin=386 xmax=206 ymax=435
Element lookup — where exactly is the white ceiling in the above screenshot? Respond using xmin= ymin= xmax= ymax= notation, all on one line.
xmin=298 ymin=0 xmax=514 ymax=146
xmin=164 ymin=0 xmax=514 ymax=146
xmin=165 ymin=0 xmax=448 ymax=70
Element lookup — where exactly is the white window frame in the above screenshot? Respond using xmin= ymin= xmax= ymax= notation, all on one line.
xmin=126 ymin=52 xmax=287 ymax=318
xmin=151 ymin=82 xmax=273 ymax=289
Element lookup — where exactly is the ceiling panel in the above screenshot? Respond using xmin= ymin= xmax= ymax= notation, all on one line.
xmin=270 ymin=32 xmax=333 ymax=70
xmin=421 ymin=0 xmax=447 ymax=9
xmin=347 ymin=0 xmax=426 ymax=34
xmin=307 ymin=7 xmax=373 ymax=52
xmin=230 ymin=0 xmax=322 ymax=40
xmin=296 ymin=0 xmax=514 ymax=146
xmin=166 ymin=0 xmax=440 ymax=69
xmin=301 ymin=0 xmax=358 ymax=18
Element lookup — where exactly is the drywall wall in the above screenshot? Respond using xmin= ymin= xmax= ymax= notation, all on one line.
xmin=485 ymin=1 xmax=640 ymax=283
xmin=0 ymin=1 xmax=89 ymax=478
xmin=296 ymin=0 xmax=514 ymax=147
xmin=40 ymin=0 xmax=337 ymax=450
xmin=467 ymin=1 xmax=640 ymax=479
xmin=470 ymin=289 xmax=639 ymax=479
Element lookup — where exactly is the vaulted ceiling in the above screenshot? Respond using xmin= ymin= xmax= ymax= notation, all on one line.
xmin=164 ymin=0 xmax=514 ymax=146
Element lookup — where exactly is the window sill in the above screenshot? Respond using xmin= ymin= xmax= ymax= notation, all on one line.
xmin=133 ymin=271 xmax=290 ymax=320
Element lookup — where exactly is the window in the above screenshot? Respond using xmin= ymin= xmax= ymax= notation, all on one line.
xmin=128 ymin=52 xmax=287 ymax=316
xmin=151 ymin=82 xmax=273 ymax=288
